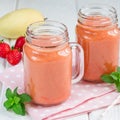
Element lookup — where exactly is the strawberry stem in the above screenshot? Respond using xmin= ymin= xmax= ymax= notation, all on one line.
xmin=0 ymin=40 xmax=4 ymax=43
xmin=11 ymin=46 xmax=14 ymax=50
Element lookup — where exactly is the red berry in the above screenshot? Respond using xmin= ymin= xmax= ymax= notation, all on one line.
xmin=14 ymin=36 xmax=25 ymax=52
xmin=0 ymin=41 xmax=10 ymax=58
xmin=6 ymin=49 xmax=22 ymax=65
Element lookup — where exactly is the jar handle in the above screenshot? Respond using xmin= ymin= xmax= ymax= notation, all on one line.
xmin=69 ymin=42 xmax=84 ymax=84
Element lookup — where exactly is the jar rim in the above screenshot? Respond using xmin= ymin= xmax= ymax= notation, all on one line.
xmin=27 ymin=20 xmax=68 ymax=36
xmin=79 ymin=4 xmax=116 ymax=14
xmin=78 ymin=4 xmax=118 ymax=27
xmin=26 ymin=20 xmax=69 ymax=48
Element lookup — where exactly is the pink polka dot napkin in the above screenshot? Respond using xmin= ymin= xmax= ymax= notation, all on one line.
xmin=0 ymin=64 xmax=119 ymax=120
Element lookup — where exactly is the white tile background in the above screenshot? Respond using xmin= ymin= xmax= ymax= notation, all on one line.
xmin=1 ymin=0 xmax=119 ymax=42
xmin=0 ymin=0 xmax=120 ymax=120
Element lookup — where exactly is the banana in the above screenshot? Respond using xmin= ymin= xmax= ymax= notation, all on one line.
xmin=0 ymin=8 xmax=44 ymax=39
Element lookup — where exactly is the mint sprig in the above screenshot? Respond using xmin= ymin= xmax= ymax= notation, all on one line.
xmin=4 ymin=87 xmax=32 ymax=116
xmin=101 ymin=66 xmax=120 ymax=92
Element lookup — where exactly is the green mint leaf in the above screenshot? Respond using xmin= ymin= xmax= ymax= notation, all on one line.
xmin=4 ymin=100 xmax=11 ymax=110
xmin=13 ymin=87 xmax=19 ymax=96
xmin=115 ymin=81 xmax=120 ymax=92
xmin=4 ymin=87 xmax=32 ymax=116
xmin=117 ymin=66 xmax=120 ymax=73
xmin=20 ymin=103 xmax=26 ymax=115
xmin=101 ymin=74 xmax=114 ymax=83
xmin=6 ymin=88 xmax=14 ymax=99
xmin=19 ymin=93 xmax=32 ymax=103
xmin=110 ymin=72 xmax=119 ymax=81
xmin=14 ymin=96 xmax=21 ymax=104
xmin=12 ymin=103 xmax=25 ymax=116
xmin=101 ymin=66 xmax=120 ymax=92
xmin=4 ymin=98 xmax=14 ymax=110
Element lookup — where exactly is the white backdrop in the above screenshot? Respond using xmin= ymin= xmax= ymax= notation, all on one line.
xmin=0 ymin=1 xmax=120 ymax=120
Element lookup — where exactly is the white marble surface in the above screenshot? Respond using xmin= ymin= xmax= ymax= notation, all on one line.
xmin=0 ymin=0 xmax=120 ymax=120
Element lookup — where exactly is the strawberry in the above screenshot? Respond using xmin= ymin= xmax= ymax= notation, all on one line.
xmin=14 ymin=36 xmax=25 ymax=52
xmin=6 ymin=49 xmax=22 ymax=65
xmin=0 ymin=40 xmax=10 ymax=58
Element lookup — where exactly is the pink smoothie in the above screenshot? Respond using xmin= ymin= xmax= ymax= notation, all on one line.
xmin=23 ymin=36 xmax=72 ymax=106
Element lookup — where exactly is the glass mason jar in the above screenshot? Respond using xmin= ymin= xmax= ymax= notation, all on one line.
xmin=23 ymin=20 xmax=84 ymax=106
xmin=76 ymin=5 xmax=120 ymax=82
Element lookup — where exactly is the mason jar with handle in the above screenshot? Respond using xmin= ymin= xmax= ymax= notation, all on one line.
xmin=76 ymin=4 xmax=120 ymax=82
xmin=23 ymin=20 xmax=84 ymax=106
